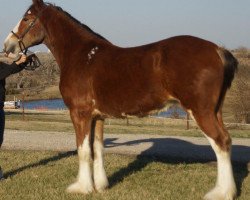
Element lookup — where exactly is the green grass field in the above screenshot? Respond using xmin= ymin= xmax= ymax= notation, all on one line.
xmin=1 ymin=150 xmax=250 ymax=200
xmin=1 ymin=110 xmax=250 ymax=199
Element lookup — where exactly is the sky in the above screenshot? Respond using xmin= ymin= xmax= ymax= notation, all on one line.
xmin=0 ymin=0 xmax=249 ymax=52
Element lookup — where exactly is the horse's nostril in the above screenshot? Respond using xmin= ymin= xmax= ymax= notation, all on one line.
xmin=2 ymin=44 xmax=7 ymax=53
xmin=3 ymin=42 xmax=10 ymax=52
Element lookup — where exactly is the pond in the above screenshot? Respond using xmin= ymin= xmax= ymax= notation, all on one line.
xmin=21 ymin=99 xmax=187 ymax=118
xmin=21 ymin=99 xmax=67 ymax=110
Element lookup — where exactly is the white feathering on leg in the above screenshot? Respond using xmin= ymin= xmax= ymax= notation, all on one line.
xmin=93 ymin=139 xmax=109 ymax=192
xmin=67 ymin=136 xmax=94 ymax=194
xmin=204 ymin=137 xmax=236 ymax=200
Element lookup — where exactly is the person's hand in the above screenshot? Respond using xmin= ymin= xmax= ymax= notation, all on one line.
xmin=15 ymin=54 xmax=27 ymax=65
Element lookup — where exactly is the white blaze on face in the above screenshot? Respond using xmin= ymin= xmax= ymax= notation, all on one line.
xmin=4 ymin=20 xmax=21 ymax=43
xmin=4 ymin=19 xmax=22 ymax=55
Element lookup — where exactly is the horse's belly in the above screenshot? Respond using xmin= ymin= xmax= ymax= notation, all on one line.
xmin=95 ymin=92 xmax=171 ymax=118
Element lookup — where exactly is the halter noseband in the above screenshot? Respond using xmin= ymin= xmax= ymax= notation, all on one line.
xmin=11 ymin=17 xmax=38 ymax=54
xmin=9 ymin=8 xmax=47 ymax=70
xmin=10 ymin=5 xmax=47 ymax=54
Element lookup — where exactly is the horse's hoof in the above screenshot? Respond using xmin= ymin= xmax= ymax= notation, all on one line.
xmin=94 ymin=178 xmax=109 ymax=192
xmin=204 ymin=186 xmax=236 ymax=200
xmin=66 ymin=181 xmax=94 ymax=194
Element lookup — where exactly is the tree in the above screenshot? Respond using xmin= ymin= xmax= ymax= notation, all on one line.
xmin=230 ymin=64 xmax=250 ymax=124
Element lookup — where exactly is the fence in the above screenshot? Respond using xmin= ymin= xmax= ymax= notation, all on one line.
xmin=105 ymin=115 xmax=250 ymax=132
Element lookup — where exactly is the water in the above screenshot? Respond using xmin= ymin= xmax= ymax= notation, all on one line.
xmin=156 ymin=107 xmax=187 ymax=118
xmin=21 ymin=99 xmax=67 ymax=110
xmin=21 ymin=99 xmax=187 ymax=118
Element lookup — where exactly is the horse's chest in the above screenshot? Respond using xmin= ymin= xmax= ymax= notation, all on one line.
xmin=59 ymin=76 xmax=93 ymax=105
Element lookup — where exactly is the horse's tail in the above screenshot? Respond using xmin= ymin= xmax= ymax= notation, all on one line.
xmin=216 ymin=48 xmax=238 ymax=112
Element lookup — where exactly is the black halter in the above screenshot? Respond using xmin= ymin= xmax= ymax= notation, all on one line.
xmin=10 ymin=8 xmax=47 ymax=70
xmin=11 ymin=17 xmax=38 ymax=54
xmin=10 ymin=5 xmax=47 ymax=54
xmin=10 ymin=17 xmax=42 ymax=71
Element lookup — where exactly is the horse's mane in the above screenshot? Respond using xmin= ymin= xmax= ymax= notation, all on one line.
xmin=26 ymin=3 xmax=109 ymax=42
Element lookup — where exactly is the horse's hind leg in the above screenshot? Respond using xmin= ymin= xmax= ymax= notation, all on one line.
xmin=67 ymin=108 xmax=94 ymax=194
xmin=191 ymin=110 xmax=236 ymax=200
xmin=92 ymin=119 xmax=109 ymax=192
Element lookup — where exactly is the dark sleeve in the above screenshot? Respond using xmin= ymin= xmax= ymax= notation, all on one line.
xmin=0 ymin=62 xmax=25 ymax=80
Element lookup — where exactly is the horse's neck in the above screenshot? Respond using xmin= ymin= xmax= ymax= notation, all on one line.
xmin=42 ymin=10 xmax=108 ymax=69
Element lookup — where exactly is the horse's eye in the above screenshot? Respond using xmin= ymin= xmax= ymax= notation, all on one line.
xmin=23 ymin=18 xmax=29 ymax=22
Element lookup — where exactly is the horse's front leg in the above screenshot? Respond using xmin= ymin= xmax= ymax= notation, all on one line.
xmin=67 ymin=108 xmax=94 ymax=194
xmin=92 ymin=119 xmax=109 ymax=192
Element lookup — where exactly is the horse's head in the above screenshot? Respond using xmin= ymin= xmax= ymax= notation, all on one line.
xmin=4 ymin=0 xmax=46 ymax=56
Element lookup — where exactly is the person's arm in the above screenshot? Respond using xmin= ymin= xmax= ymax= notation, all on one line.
xmin=0 ymin=55 xmax=27 ymax=80
xmin=0 ymin=62 xmax=23 ymax=80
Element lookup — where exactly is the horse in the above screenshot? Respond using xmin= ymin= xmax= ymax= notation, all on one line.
xmin=3 ymin=1 xmax=238 ymax=199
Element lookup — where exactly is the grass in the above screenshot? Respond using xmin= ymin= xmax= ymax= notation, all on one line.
xmin=0 ymin=150 xmax=249 ymax=200
xmin=4 ymin=110 xmax=250 ymax=138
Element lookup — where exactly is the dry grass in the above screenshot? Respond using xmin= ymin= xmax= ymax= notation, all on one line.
xmin=0 ymin=150 xmax=250 ymax=200
xmin=4 ymin=110 xmax=250 ymax=138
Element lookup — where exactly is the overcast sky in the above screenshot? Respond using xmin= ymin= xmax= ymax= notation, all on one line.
xmin=0 ymin=0 xmax=249 ymax=52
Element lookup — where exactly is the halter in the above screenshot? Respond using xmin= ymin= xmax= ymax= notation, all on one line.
xmin=10 ymin=5 xmax=47 ymax=54
xmin=11 ymin=18 xmax=41 ymax=71
xmin=10 ymin=8 xmax=46 ymax=70
xmin=11 ymin=17 xmax=38 ymax=54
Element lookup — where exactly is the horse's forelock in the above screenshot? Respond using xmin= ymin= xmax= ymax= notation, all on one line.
xmin=26 ymin=0 xmax=50 ymax=16
xmin=24 ymin=1 xmax=53 ymax=17
xmin=23 ymin=5 xmax=33 ymax=17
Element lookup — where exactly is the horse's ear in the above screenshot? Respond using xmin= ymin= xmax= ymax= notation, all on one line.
xmin=32 ymin=0 xmax=44 ymax=11
xmin=32 ymin=0 xmax=44 ymax=6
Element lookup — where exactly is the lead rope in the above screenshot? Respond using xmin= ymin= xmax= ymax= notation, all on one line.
xmin=23 ymin=50 xmax=43 ymax=71
xmin=10 ymin=31 xmax=42 ymax=70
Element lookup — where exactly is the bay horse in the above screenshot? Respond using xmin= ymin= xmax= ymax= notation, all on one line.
xmin=3 ymin=1 xmax=238 ymax=199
